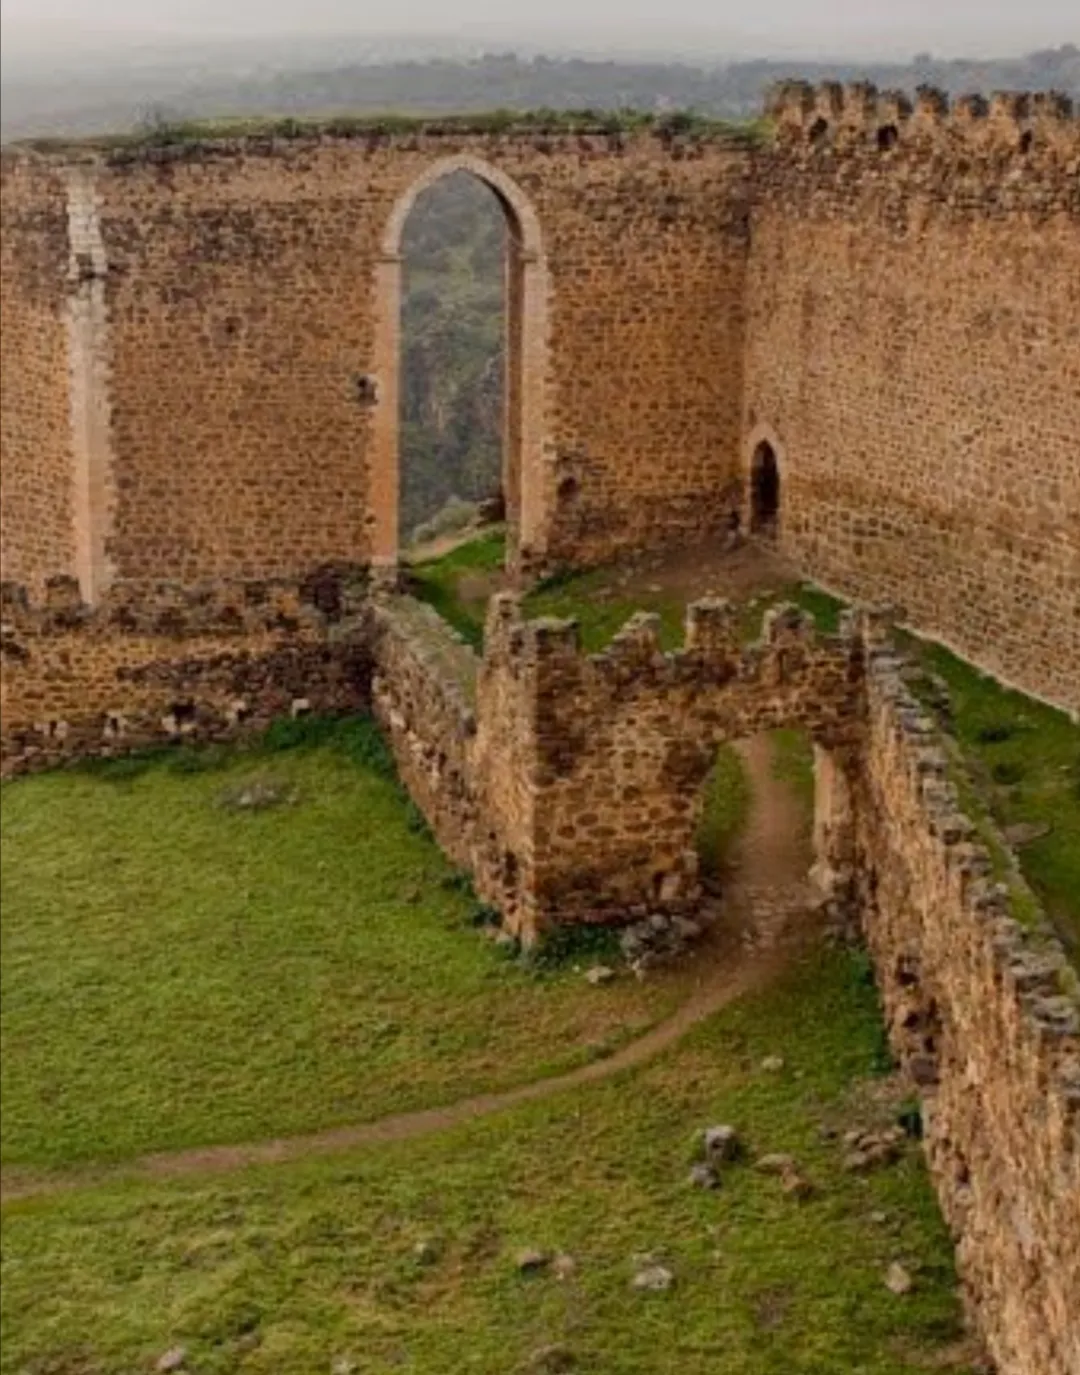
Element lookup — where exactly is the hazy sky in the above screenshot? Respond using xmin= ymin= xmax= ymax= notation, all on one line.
xmin=2 ymin=0 xmax=1076 ymax=56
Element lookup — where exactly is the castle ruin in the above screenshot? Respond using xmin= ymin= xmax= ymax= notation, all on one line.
xmin=1 ymin=83 xmax=1078 ymax=1375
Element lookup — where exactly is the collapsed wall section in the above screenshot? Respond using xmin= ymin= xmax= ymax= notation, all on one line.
xmin=744 ymin=85 xmax=1080 ymax=713
xmin=0 ymin=155 xmax=76 ymax=590
xmin=851 ymin=633 xmax=1080 ymax=1375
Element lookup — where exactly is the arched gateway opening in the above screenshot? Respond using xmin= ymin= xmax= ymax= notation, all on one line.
xmin=750 ymin=440 xmax=781 ymax=537
xmin=370 ymin=158 xmax=549 ymax=576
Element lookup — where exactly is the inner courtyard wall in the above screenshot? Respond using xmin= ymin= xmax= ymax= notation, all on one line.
xmin=0 ymin=157 xmax=75 ymax=591
xmin=745 ymin=86 xmax=1080 ymax=713
xmin=0 ymin=128 xmax=752 ymax=594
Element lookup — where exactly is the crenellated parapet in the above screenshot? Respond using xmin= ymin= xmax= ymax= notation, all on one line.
xmin=0 ymin=566 xmax=373 ymax=774
xmin=486 ymin=594 xmax=863 ymax=740
xmin=765 ymin=78 xmax=1078 ymax=156
xmin=0 ymin=566 xmax=368 ymax=640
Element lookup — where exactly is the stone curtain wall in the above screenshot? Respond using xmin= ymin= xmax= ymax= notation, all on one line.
xmin=847 ymin=630 xmax=1080 ymax=1375
xmin=4 ymin=97 xmax=1077 ymax=707
xmin=0 ymin=156 xmax=75 ymax=591
xmin=0 ymin=573 xmax=371 ymax=774
xmin=0 ymin=129 xmax=753 ymax=595
xmin=744 ymin=85 xmax=1080 ymax=713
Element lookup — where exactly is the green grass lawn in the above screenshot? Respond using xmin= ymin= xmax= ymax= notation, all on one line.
xmin=1 ymin=719 xmax=693 ymax=1171
xmin=696 ymin=745 xmax=753 ymax=889
xmin=0 ymin=946 xmax=975 ymax=1375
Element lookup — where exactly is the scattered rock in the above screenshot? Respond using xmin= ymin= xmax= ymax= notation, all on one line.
xmin=516 ymin=1248 xmax=550 ymax=1273
xmin=552 ymin=1252 xmax=577 ymax=1280
xmin=704 ymin=1124 xmax=742 ymax=1162
xmin=688 ymin=1162 xmax=721 ymax=1190
xmin=760 ymin=1055 xmax=786 ymax=1072
xmin=885 ymin=1262 xmax=914 ymax=1296
xmin=156 ymin=1351 xmax=187 ymax=1374
xmin=528 ymin=1344 xmax=576 ymax=1372
xmin=218 ymin=775 xmax=292 ymax=812
xmin=331 ymin=1359 xmax=357 ymax=1375
xmin=870 ymin=1211 xmax=890 ymax=1225
xmin=632 ymin=1263 xmax=674 ymax=1292
xmin=620 ymin=908 xmax=711 ymax=967
xmin=841 ymin=1126 xmax=906 ymax=1172
xmin=413 ymin=1239 xmax=439 ymax=1265
xmin=780 ymin=1169 xmax=815 ymax=1201
xmin=754 ymin=1153 xmax=796 ymax=1176
xmin=585 ymin=965 xmax=616 ymax=986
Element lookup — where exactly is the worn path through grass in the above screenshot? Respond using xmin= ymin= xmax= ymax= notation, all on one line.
xmin=1 ymin=719 xmax=700 ymax=1172
xmin=0 ymin=945 xmax=976 ymax=1375
xmin=0 ymin=735 xmax=794 ymax=1202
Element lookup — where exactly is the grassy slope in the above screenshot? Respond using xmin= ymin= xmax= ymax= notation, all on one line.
xmin=1 ymin=720 xmax=690 ymax=1169
xmin=0 ymin=947 xmax=973 ymax=1375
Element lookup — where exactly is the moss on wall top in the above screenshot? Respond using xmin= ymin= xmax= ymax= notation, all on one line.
xmin=4 ymin=109 xmax=771 ymax=164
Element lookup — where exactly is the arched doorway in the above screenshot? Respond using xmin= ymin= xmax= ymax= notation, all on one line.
xmin=750 ymin=441 xmax=781 ymax=537
xmin=370 ymin=157 xmax=549 ymax=577
xmin=397 ymin=172 xmax=506 ymax=548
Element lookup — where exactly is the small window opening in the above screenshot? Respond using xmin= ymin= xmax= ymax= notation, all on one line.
xmin=750 ymin=442 xmax=781 ymax=538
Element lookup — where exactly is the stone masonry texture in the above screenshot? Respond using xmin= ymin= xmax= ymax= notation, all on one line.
xmin=3 ymin=89 xmax=1076 ymax=706
xmin=1 ymin=85 xmax=1079 ymax=1375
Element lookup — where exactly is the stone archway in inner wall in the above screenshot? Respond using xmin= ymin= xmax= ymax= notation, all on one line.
xmin=368 ymin=156 xmax=551 ymax=577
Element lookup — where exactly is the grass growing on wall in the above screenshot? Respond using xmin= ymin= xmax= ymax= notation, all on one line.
xmin=1 ymin=947 xmax=974 ymax=1375
xmin=911 ymin=643 xmax=1080 ymax=963
xmin=19 ymin=110 xmax=769 ymax=156
xmin=0 ymin=717 xmax=692 ymax=1170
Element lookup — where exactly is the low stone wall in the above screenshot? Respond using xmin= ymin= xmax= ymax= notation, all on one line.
xmin=844 ymin=637 xmax=1080 ymax=1375
xmin=0 ymin=572 xmax=371 ymax=773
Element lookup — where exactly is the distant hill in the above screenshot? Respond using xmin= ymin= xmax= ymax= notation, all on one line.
xmin=2 ymin=45 xmax=1077 ymax=141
